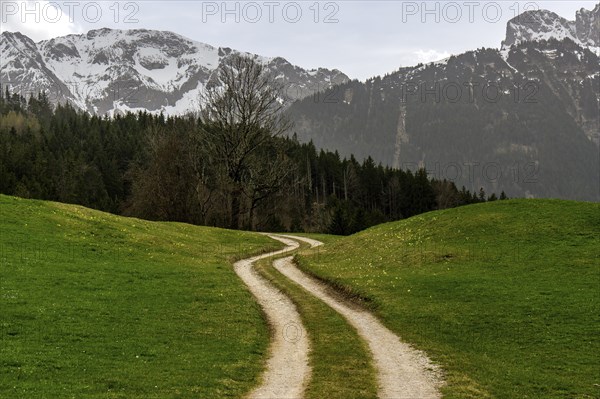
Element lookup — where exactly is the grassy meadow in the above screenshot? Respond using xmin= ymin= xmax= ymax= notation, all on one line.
xmin=297 ymin=199 xmax=600 ymax=398
xmin=2 ymin=194 xmax=598 ymax=398
xmin=0 ymin=194 xmax=279 ymax=398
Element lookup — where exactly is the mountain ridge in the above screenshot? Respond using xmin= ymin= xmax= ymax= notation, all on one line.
xmin=1 ymin=28 xmax=349 ymax=115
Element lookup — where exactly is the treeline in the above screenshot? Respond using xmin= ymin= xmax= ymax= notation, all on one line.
xmin=0 ymin=88 xmax=503 ymax=235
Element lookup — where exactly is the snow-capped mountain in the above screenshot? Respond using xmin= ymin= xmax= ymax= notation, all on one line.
xmin=0 ymin=28 xmax=349 ymax=115
xmin=502 ymin=3 xmax=600 ymax=50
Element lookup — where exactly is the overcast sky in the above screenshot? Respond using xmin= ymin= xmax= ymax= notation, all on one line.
xmin=1 ymin=1 xmax=597 ymax=80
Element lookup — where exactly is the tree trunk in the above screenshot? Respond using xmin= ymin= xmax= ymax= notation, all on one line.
xmin=230 ymin=187 xmax=242 ymax=230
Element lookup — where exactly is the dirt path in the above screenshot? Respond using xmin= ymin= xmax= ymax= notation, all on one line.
xmin=233 ymin=235 xmax=310 ymax=399
xmin=270 ymin=234 xmax=443 ymax=399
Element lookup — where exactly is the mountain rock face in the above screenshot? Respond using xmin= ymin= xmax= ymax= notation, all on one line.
xmin=502 ymin=3 xmax=600 ymax=49
xmin=287 ymin=5 xmax=600 ymax=201
xmin=0 ymin=28 xmax=349 ymax=115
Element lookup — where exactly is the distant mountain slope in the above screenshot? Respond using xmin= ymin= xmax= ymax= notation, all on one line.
xmin=286 ymin=5 xmax=600 ymax=201
xmin=0 ymin=28 xmax=349 ymax=115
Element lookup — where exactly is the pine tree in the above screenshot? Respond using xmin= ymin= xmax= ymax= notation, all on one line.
xmin=478 ymin=187 xmax=486 ymax=202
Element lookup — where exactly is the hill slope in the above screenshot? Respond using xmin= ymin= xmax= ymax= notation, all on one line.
xmin=296 ymin=199 xmax=600 ymax=398
xmin=0 ymin=194 xmax=277 ymax=398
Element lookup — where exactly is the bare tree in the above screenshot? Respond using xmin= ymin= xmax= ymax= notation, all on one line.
xmin=199 ymin=55 xmax=292 ymax=229
xmin=245 ymin=144 xmax=292 ymax=230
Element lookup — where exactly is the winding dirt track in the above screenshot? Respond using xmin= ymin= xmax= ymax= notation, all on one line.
xmin=235 ymin=234 xmax=443 ymax=399
xmin=233 ymin=235 xmax=311 ymax=399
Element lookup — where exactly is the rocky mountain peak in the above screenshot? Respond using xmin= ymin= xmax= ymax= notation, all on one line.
xmin=502 ymin=3 xmax=599 ymax=49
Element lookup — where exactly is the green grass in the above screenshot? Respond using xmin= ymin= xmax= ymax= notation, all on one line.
xmin=0 ymin=194 xmax=280 ymax=398
xmin=296 ymin=199 xmax=600 ymax=398
xmin=254 ymin=243 xmax=377 ymax=399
